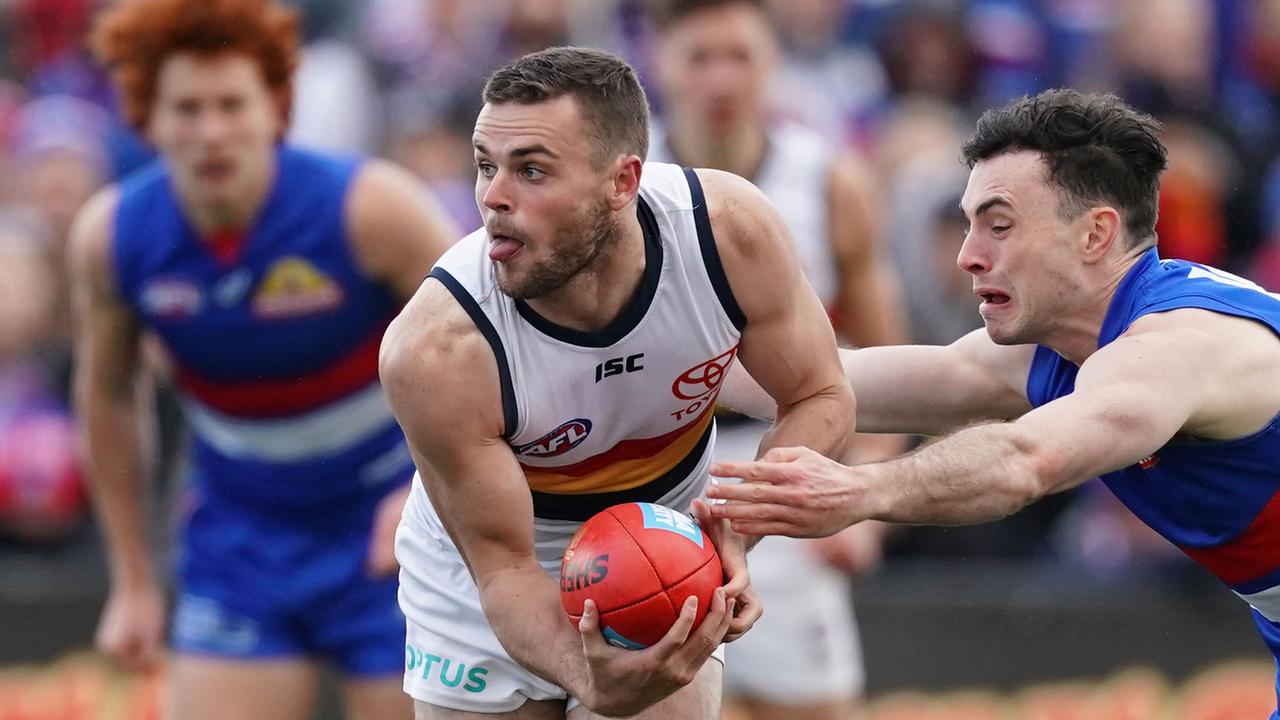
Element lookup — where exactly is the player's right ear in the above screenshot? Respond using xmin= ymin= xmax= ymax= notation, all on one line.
xmin=606 ymin=155 xmax=643 ymax=211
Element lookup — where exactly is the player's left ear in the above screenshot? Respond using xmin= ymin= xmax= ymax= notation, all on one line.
xmin=1080 ymin=205 xmax=1122 ymax=263
xmin=605 ymin=154 xmax=643 ymax=212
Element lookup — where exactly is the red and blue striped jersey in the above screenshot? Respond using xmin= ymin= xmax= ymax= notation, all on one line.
xmin=1027 ymin=248 xmax=1280 ymax=707
xmin=111 ymin=145 xmax=411 ymax=508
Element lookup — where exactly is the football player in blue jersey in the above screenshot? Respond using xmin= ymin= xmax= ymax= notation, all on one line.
xmin=69 ymin=0 xmax=457 ymax=718
xmin=712 ymin=89 xmax=1280 ymax=717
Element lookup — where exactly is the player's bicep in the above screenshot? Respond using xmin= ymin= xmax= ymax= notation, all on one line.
xmin=1013 ymin=332 xmax=1202 ymax=490
xmin=380 ymin=285 xmax=536 ymax=584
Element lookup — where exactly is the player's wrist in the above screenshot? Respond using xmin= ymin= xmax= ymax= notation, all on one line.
xmin=852 ymin=462 xmax=894 ymax=525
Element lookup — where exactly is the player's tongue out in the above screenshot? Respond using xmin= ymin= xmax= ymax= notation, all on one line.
xmin=488 ymin=236 xmax=524 ymax=262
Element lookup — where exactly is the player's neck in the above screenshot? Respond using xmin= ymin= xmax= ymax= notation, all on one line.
xmin=177 ymin=158 xmax=277 ymax=236
xmin=1042 ymin=253 xmax=1146 ymax=365
xmin=667 ymin=122 xmax=767 ymax=182
xmin=522 ymin=208 xmax=647 ymax=332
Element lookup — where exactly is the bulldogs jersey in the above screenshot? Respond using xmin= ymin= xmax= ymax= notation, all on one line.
xmin=111 ymin=146 xmax=411 ymax=508
xmin=1026 ymin=249 xmax=1280 ymax=707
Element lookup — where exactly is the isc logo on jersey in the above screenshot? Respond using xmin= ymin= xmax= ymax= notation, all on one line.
xmin=252 ymin=256 xmax=344 ymax=319
xmin=514 ymin=418 xmax=593 ymax=458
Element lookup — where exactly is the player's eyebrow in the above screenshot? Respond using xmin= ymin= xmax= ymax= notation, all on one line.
xmin=472 ymin=142 xmax=560 ymax=160
xmin=970 ymin=197 xmax=1014 ymax=218
xmin=510 ymin=144 xmax=559 ymax=160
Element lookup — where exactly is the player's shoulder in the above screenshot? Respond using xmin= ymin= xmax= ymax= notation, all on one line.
xmin=67 ymin=185 xmax=123 ymax=281
xmin=380 ymin=268 xmax=507 ymax=434
xmin=345 ymin=156 xmax=438 ymax=234
xmin=383 ymin=277 xmax=483 ymax=379
xmin=690 ymin=167 xmax=784 ymax=261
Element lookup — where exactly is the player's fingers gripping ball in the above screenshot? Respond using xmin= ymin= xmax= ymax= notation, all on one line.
xmin=560 ymin=502 xmax=722 ymax=649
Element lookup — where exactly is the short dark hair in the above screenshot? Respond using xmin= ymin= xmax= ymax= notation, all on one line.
xmin=651 ymin=0 xmax=766 ymax=30
xmin=482 ymin=46 xmax=649 ymax=165
xmin=961 ymin=89 xmax=1168 ymax=248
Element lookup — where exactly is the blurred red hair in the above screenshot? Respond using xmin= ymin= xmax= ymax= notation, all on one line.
xmin=90 ymin=0 xmax=300 ymax=134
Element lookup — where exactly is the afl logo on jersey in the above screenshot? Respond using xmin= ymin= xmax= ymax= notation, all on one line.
xmin=252 ymin=257 xmax=344 ymax=319
xmin=672 ymin=347 xmax=738 ymax=400
xmin=140 ymin=278 xmax=204 ymax=320
xmin=515 ymin=418 xmax=593 ymax=458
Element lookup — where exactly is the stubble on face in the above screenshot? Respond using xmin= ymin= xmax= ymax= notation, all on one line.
xmin=495 ymin=192 xmax=620 ymax=300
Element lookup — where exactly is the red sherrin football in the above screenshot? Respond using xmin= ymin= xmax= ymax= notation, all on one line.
xmin=560 ymin=502 xmax=722 ymax=649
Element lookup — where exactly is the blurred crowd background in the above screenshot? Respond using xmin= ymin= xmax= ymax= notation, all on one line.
xmin=1 ymin=0 xmax=1279 ymax=714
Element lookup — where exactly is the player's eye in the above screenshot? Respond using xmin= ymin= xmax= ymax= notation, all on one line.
xmin=520 ymin=166 xmax=545 ymax=180
xmin=476 ymin=161 xmax=497 ymax=178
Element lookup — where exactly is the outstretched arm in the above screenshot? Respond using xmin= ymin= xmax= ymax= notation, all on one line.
xmin=719 ymin=328 xmax=1034 ymax=436
xmin=709 ymin=312 xmax=1221 ymax=537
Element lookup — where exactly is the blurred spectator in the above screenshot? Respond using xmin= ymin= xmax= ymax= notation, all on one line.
xmin=1221 ymin=0 xmax=1280 ymax=159
xmin=10 ymin=0 xmax=94 ymax=82
xmin=1113 ymin=0 xmax=1219 ymax=114
xmin=0 ymin=207 xmax=86 ymax=544
xmin=762 ymin=0 xmax=890 ymax=148
xmin=1051 ymin=482 xmax=1189 ymax=581
xmin=7 ymin=94 xmax=111 ymax=347
xmin=876 ymin=2 xmax=978 ymax=110
xmin=875 ymin=98 xmax=977 ymax=345
xmin=1154 ymin=118 xmax=1239 ymax=267
xmin=966 ymin=0 xmax=1056 ymax=109
xmin=364 ymin=0 xmax=506 ymax=138
xmin=0 ymin=79 xmax=25 ymax=201
xmin=1248 ymin=159 xmax=1280 ymax=291
xmin=288 ymin=1 xmax=381 ymax=154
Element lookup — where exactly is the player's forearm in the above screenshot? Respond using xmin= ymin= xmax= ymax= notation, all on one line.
xmin=762 ymin=382 xmax=855 ymax=460
xmin=868 ymin=422 xmax=1054 ymax=525
xmin=77 ymin=387 xmax=156 ymax=587
xmin=476 ymin=565 xmax=590 ymax=697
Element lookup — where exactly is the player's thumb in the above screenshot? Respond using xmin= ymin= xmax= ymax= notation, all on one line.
xmin=578 ymin=599 xmax=602 ymax=649
xmin=690 ymin=498 xmax=712 ymax=527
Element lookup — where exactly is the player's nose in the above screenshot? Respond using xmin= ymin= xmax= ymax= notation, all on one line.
xmin=481 ymin=169 xmax=514 ymax=214
xmin=956 ymin=232 xmax=991 ymax=275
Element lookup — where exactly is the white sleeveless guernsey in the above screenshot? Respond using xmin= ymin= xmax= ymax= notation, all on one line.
xmin=650 ymin=122 xmax=837 ymax=308
xmin=430 ymin=160 xmax=743 ymax=522
xmin=396 ymin=162 xmax=738 ymax=711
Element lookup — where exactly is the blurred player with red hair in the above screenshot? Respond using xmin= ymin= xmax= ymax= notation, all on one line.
xmin=72 ymin=1 xmax=457 ymax=717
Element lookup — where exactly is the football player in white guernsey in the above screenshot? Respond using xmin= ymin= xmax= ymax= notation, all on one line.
xmin=380 ymin=47 xmax=855 ymax=719
xmin=649 ymin=2 xmax=909 ymax=718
